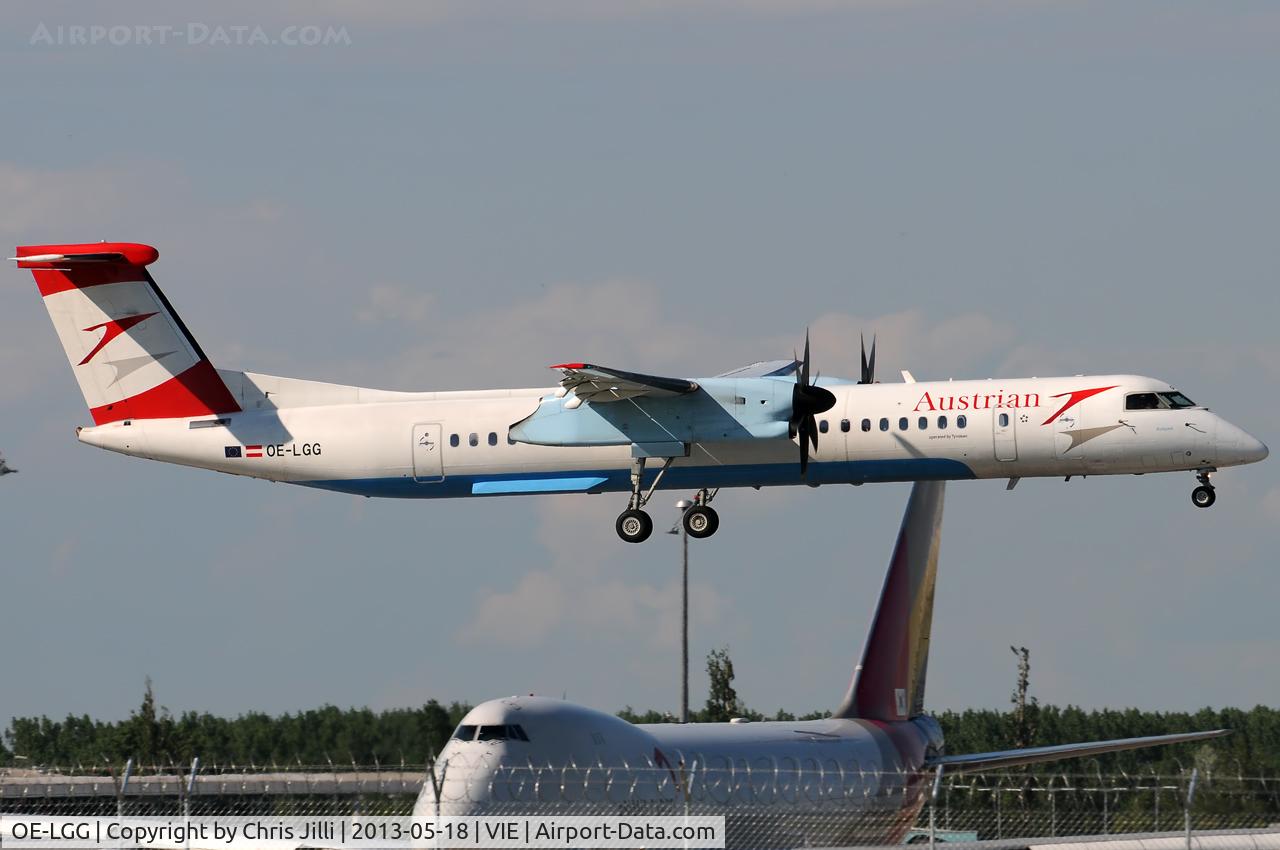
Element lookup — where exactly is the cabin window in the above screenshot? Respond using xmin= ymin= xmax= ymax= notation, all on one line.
xmin=898 ymin=417 xmax=908 ymax=431
xmin=469 ymin=432 xmax=479 ymax=447
xmin=879 ymin=418 xmax=889 ymax=432
xmin=918 ymin=416 xmax=928 ymax=430
xmin=819 ymin=419 xmax=829 ymax=434
xmin=452 ymin=724 xmax=477 ymax=741
xmin=999 ymin=413 xmax=1010 ymax=427
xmin=449 ymin=434 xmax=460 ymax=448
xmin=861 ymin=419 xmax=871 ymax=432
xmin=507 ymin=432 xmax=516 ymax=445
xmin=938 ymin=416 xmax=947 ymax=429
xmin=488 ymin=432 xmax=498 ymax=446
xmin=957 ymin=415 xmax=967 ymax=429
xmin=840 ymin=419 xmax=850 ymax=433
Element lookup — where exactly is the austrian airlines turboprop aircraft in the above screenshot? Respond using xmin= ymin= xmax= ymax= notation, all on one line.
xmin=416 ymin=482 xmax=1227 ymax=848
xmin=15 ymin=243 xmax=1267 ymax=542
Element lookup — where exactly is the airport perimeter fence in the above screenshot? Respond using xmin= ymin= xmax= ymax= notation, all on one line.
xmin=3 ymin=761 xmax=1280 ymax=846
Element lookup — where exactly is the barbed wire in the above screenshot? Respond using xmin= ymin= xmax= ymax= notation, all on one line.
xmin=3 ymin=762 xmax=1278 ymax=845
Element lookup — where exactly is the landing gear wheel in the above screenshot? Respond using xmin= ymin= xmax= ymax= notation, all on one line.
xmin=1191 ymin=485 xmax=1216 ymax=509
xmin=682 ymin=505 xmax=720 ymax=539
xmin=616 ymin=509 xmax=654 ymax=543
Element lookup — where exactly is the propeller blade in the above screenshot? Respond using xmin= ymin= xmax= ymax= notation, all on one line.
xmin=789 ymin=328 xmax=833 ymax=477
xmin=859 ymin=333 xmax=878 ymax=384
xmin=801 ymin=330 xmax=811 ymax=386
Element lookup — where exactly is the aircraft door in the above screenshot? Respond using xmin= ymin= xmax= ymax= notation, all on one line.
xmin=412 ymin=422 xmax=445 ymax=483
xmin=992 ymin=410 xmax=1018 ymax=461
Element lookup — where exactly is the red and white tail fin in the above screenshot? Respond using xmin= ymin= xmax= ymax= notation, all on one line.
xmin=13 ymin=242 xmax=239 ymax=424
xmin=834 ymin=480 xmax=946 ymax=722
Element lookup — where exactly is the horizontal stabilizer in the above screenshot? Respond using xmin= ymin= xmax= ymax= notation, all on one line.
xmin=11 ymin=243 xmax=159 ymax=267
xmin=928 ymin=729 xmax=1229 ymax=773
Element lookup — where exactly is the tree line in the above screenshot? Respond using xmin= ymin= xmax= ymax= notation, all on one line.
xmin=5 ymin=661 xmax=1279 ymax=778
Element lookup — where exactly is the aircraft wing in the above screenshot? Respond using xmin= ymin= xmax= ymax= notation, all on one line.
xmin=550 ymin=363 xmax=699 ymax=403
xmin=927 ymin=729 xmax=1228 ymax=774
xmin=714 ymin=359 xmax=800 ymax=378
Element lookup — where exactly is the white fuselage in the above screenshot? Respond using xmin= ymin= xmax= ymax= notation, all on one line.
xmin=76 ymin=373 xmax=1266 ymax=499
xmin=414 ymin=696 xmax=938 ymax=849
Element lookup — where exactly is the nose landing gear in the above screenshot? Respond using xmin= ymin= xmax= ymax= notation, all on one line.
xmin=1191 ymin=469 xmax=1217 ymax=509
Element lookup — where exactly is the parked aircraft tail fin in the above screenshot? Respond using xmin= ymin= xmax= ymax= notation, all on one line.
xmin=13 ymin=243 xmax=239 ymax=424
xmin=834 ymin=480 xmax=945 ymax=722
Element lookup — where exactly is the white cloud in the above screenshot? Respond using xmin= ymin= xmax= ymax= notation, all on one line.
xmin=341 ymin=279 xmax=1023 ymax=394
xmin=795 ymin=309 xmax=1018 ymax=382
xmin=356 ymin=284 xmax=437 ymax=326
xmin=457 ymin=494 xmax=729 ymax=650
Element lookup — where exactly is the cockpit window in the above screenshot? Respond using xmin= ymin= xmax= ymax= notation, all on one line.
xmin=1125 ymin=393 xmax=1161 ymax=410
xmin=462 ymin=724 xmax=530 ymax=742
xmin=1127 ymin=391 xmax=1197 ymax=411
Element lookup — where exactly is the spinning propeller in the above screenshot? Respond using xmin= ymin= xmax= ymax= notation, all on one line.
xmin=789 ymin=331 xmax=836 ymax=476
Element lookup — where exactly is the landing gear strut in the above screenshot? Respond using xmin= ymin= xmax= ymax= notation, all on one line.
xmin=681 ymin=488 xmax=720 ymax=539
xmin=615 ymin=456 xmax=677 ymax=543
xmin=1191 ymin=469 xmax=1216 ymax=509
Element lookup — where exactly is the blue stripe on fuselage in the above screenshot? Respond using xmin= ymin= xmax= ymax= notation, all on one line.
xmin=293 ymin=458 xmax=975 ymax=499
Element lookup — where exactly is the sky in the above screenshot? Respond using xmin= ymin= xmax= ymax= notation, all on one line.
xmin=1 ymin=1 xmax=1278 ymax=735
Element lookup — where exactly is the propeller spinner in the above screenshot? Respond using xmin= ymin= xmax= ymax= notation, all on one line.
xmin=789 ymin=331 xmax=836 ymax=476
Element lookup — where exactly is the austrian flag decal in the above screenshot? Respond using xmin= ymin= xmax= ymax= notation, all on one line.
xmin=245 ymin=445 xmax=263 ymax=458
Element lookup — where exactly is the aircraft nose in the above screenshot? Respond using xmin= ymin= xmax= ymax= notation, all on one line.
xmin=1242 ymin=434 xmax=1269 ymax=464
xmin=1221 ymin=420 xmax=1269 ymax=466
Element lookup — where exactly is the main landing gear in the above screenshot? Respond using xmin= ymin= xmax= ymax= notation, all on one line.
xmin=615 ymin=456 xmax=675 ymax=543
xmin=681 ymin=489 xmax=720 ymax=539
xmin=1191 ymin=468 xmax=1217 ymax=509
xmin=614 ymin=459 xmax=722 ymax=543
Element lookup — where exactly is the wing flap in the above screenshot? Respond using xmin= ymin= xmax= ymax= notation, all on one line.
xmin=928 ymin=729 xmax=1229 ymax=773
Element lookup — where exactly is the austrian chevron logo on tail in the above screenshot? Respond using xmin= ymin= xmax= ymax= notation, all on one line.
xmin=77 ymin=312 xmax=158 ymax=365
